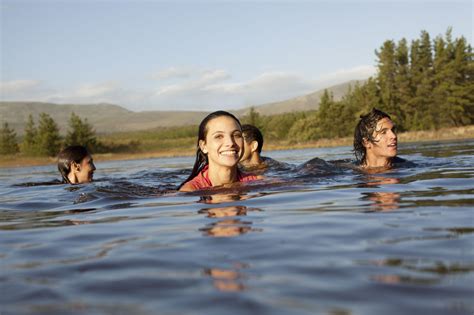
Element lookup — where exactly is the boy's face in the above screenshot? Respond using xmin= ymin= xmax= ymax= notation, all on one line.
xmin=365 ymin=117 xmax=398 ymax=160
xmin=240 ymin=135 xmax=254 ymax=163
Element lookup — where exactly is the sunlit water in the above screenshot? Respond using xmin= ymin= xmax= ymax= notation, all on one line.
xmin=1 ymin=140 xmax=473 ymax=315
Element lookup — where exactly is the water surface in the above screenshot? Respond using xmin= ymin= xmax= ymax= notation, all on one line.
xmin=1 ymin=140 xmax=473 ymax=315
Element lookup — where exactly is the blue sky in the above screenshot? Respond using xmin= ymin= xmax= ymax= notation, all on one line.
xmin=1 ymin=0 xmax=472 ymax=112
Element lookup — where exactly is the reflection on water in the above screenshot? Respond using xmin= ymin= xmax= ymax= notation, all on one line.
xmin=204 ymin=262 xmax=249 ymax=292
xmin=363 ymin=192 xmax=401 ymax=212
xmin=199 ymin=205 xmax=262 ymax=238
xmin=1 ymin=140 xmax=474 ymax=315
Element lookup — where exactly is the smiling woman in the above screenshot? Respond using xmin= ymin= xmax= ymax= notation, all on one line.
xmin=179 ymin=111 xmax=261 ymax=192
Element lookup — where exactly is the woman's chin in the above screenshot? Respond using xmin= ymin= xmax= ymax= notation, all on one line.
xmin=215 ymin=156 xmax=239 ymax=166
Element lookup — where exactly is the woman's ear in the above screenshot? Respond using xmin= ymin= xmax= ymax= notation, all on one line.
xmin=199 ymin=140 xmax=208 ymax=154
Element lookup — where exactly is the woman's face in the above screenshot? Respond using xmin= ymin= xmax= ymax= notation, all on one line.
xmin=73 ymin=155 xmax=96 ymax=183
xmin=200 ymin=116 xmax=243 ymax=168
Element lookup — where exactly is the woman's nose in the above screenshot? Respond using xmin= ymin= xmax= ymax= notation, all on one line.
xmin=224 ymin=135 xmax=235 ymax=146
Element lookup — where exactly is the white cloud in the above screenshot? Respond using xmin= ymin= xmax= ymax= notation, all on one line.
xmin=315 ymin=65 xmax=376 ymax=86
xmin=73 ymin=81 xmax=120 ymax=98
xmin=0 ymin=80 xmax=41 ymax=94
xmin=0 ymin=65 xmax=375 ymax=111
xmin=149 ymin=66 xmax=374 ymax=110
xmin=151 ymin=67 xmax=195 ymax=81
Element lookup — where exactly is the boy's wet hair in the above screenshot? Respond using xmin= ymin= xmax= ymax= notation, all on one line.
xmin=242 ymin=124 xmax=264 ymax=154
xmin=353 ymin=108 xmax=391 ymax=163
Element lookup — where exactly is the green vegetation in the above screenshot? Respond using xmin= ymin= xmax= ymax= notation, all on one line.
xmin=35 ymin=113 xmax=62 ymax=156
xmin=1 ymin=28 xmax=472 ymax=159
xmin=64 ymin=112 xmax=97 ymax=151
xmin=1 ymin=113 xmax=100 ymax=157
xmin=261 ymin=28 xmax=473 ymax=142
xmin=0 ymin=122 xmax=19 ymax=155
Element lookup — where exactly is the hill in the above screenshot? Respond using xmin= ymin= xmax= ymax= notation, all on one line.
xmin=0 ymin=80 xmax=362 ymax=135
xmin=235 ymin=80 xmax=362 ymax=115
xmin=0 ymin=102 xmax=209 ymax=135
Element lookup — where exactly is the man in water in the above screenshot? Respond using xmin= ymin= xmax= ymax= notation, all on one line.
xmin=353 ymin=108 xmax=406 ymax=171
xmin=239 ymin=124 xmax=287 ymax=173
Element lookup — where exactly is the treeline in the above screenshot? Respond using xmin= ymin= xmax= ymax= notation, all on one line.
xmin=242 ymin=28 xmax=473 ymax=142
xmin=0 ymin=113 xmax=101 ymax=156
xmin=0 ymin=111 xmax=194 ymax=156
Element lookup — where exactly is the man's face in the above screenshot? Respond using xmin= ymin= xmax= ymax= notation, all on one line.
xmin=365 ymin=117 xmax=398 ymax=160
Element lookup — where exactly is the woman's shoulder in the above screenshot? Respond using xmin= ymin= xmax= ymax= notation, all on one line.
xmin=180 ymin=169 xmax=213 ymax=192
xmin=179 ymin=181 xmax=197 ymax=192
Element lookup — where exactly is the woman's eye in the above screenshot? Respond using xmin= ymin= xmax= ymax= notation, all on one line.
xmin=215 ymin=134 xmax=223 ymax=139
xmin=234 ymin=133 xmax=242 ymax=138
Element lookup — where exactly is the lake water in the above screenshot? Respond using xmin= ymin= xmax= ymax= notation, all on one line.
xmin=1 ymin=140 xmax=473 ymax=315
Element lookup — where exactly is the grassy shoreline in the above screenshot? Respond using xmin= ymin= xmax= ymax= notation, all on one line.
xmin=1 ymin=125 xmax=473 ymax=168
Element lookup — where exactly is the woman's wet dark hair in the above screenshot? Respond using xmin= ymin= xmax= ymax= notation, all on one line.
xmin=57 ymin=145 xmax=90 ymax=184
xmin=353 ymin=108 xmax=391 ymax=164
xmin=242 ymin=124 xmax=264 ymax=154
xmin=178 ymin=111 xmax=242 ymax=190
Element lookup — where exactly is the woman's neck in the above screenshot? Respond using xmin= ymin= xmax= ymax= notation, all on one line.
xmin=207 ymin=163 xmax=238 ymax=186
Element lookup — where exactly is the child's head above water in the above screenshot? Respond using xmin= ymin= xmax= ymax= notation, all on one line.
xmin=57 ymin=145 xmax=96 ymax=184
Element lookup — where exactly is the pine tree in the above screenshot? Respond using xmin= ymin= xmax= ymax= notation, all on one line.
xmin=393 ymin=38 xmax=412 ymax=130
xmin=409 ymin=31 xmax=435 ymax=130
xmin=376 ymin=40 xmax=399 ymax=121
xmin=446 ymin=36 xmax=473 ymax=126
xmin=0 ymin=122 xmax=19 ymax=155
xmin=315 ymin=90 xmax=336 ymax=139
xmin=64 ymin=112 xmax=97 ymax=151
xmin=36 ymin=113 xmax=61 ymax=156
xmin=22 ymin=114 xmax=38 ymax=155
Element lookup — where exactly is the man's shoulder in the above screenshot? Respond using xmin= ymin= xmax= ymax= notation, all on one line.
xmin=262 ymin=156 xmax=293 ymax=169
xmin=392 ymin=156 xmax=415 ymax=167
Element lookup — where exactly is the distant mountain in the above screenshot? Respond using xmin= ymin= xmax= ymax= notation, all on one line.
xmin=0 ymin=102 xmax=209 ymax=135
xmin=1 ymin=80 xmax=364 ymax=135
xmin=235 ymin=80 xmax=363 ymax=116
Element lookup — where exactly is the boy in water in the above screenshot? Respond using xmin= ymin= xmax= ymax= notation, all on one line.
xmin=239 ymin=124 xmax=286 ymax=173
xmin=353 ymin=108 xmax=407 ymax=171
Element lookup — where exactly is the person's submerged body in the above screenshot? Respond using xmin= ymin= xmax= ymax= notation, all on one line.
xmin=179 ymin=111 xmax=262 ymax=192
xmin=239 ymin=124 xmax=291 ymax=174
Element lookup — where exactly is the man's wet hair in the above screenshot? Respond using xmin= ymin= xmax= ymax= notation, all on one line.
xmin=242 ymin=124 xmax=264 ymax=154
xmin=353 ymin=108 xmax=391 ymax=163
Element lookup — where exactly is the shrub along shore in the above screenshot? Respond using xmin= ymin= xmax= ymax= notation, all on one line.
xmin=1 ymin=125 xmax=472 ymax=169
